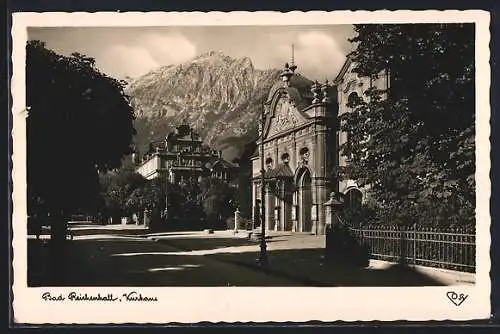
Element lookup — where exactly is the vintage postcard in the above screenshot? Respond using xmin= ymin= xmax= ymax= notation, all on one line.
xmin=11 ymin=10 xmax=491 ymax=324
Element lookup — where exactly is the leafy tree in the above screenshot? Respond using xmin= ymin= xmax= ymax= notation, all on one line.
xmin=123 ymin=175 xmax=236 ymax=231
xmin=339 ymin=24 xmax=475 ymax=227
xmin=26 ymin=40 xmax=136 ymax=240
xmin=99 ymin=166 xmax=146 ymax=221
xmin=199 ymin=177 xmax=237 ymax=229
xmin=125 ymin=177 xmax=168 ymax=230
xmin=232 ymin=140 xmax=257 ymax=219
xmin=126 ymin=178 xmax=198 ymax=230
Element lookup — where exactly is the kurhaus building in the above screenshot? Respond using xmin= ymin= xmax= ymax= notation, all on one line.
xmin=135 ymin=124 xmax=233 ymax=184
xmin=251 ymin=56 xmax=389 ymax=235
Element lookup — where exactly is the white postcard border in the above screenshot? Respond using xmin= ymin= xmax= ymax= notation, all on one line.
xmin=11 ymin=10 xmax=491 ymax=323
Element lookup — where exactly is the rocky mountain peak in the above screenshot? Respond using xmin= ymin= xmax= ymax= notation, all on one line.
xmin=126 ymin=52 xmax=291 ymax=162
xmin=189 ymin=51 xmax=254 ymax=72
xmin=195 ymin=50 xmax=227 ymax=59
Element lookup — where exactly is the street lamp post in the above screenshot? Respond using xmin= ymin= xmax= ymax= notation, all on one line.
xmin=258 ymin=103 xmax=268 ymax=266
xmin=164 ymin=175 xmax=168 ymax=221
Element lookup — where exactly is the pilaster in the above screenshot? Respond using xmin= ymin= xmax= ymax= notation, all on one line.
xmin=265 ymin=184 xmax=275 ymax=231
xmin=317 ymin=178 xmax=328 ymax=235
xmin=292 ymin=189 xmax=299 ymax=232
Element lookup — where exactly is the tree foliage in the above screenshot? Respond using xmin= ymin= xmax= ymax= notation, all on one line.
xmin=199 ymin=177 xmax=237 ymax=229
xmin=339 ymin=24 xmax=475 ymax=227
xmin=123 ymin=175 xmax=236 ymax=230
xmin=99 ymin=166 xmax=146 ymax=219
xmin=232 ymin=141 xmax=257 ymax=218
xmin=26 ymin=40 xmax=136 ymax=217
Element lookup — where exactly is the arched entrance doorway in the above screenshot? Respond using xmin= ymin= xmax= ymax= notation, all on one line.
xmin=295 ymin=167 xmax=312 ymax=232
xmin=344 ymin=188 xmax=363 ymax=217
xmin=344 ymin=188 xmax=363 ymax=211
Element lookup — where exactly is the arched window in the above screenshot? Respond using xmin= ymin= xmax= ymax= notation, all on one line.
xmin=347 ymin=92 xmax=359 ymax=110
xmin=299 ymin=147 xmax=310 ymax=164
xmin=265 ymin=157 xmax=273 ymax=169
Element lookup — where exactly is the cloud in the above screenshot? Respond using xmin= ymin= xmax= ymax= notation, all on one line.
xmin=269 ymin=31 xmax=348 ymax=81
xmin=99 ymin=44 xmax=161 ymax=79
xmin=98 ymin=33 xmax=197 ymax=79
xmin=29 ymin=27 xmax=350 ymax=81
xmin=142 ymin=33 xmax=197 ymax=65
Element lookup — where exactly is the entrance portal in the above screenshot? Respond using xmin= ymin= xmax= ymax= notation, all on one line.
xmin=345 ymin=188 xmax=363 ymax=211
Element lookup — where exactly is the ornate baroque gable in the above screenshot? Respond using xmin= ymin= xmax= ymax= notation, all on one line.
xmin=266 ymin=97 xmax=307 ymax=138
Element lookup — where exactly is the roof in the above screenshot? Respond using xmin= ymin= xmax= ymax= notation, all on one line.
xmin=166 ymin=124 xmax=202 ymax=142
xmin=265 ymin=163 xmax=294 ymax=179
xmin=333 ymin=55 xmax=354 ymax=85
xmin=266 ymin=73 xmax=314 ymax=107
xmin=251 ymin=148 xmax=260 ymax=159
xmin=210 ymin=158 xmax=235 ymax=170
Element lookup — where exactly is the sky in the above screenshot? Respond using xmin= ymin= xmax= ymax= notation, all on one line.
xmin=28 ymin=25 xmax=355 ymax=81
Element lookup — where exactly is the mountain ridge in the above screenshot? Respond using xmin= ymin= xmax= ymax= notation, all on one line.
xmin=126 ymin=51 xmax=302 ymax=163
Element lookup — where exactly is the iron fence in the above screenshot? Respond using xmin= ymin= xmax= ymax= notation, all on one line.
xmin=348 ymin=224 xmax=476 ymax=273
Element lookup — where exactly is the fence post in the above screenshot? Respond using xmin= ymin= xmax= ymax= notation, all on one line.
xmin=413 ymin=223 xmax=417 ymax=265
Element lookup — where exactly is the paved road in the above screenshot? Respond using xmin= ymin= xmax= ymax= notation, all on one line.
xmin=30 ymin=224 xmax=304 ymax=286
xmin=29 ymin=224 xmax=460 ymax=287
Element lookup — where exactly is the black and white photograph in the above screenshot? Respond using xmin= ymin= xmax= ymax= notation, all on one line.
xmin=11 ymin=11 xmax=491 ymax=323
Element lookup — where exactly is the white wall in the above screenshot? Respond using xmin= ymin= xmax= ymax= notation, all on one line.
xmin=136 ymin=155 xmax=161 ymax=180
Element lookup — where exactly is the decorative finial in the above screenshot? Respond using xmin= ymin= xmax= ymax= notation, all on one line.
xmin=280 ymin=62 xmax=293 ymax=86
xmin=311 ymin=80 xmax=321 ymax=104
xmin=321 ymin=79 xmax=331 ymax=104
xmin=290 ymin=44 xmax=297 ymax=73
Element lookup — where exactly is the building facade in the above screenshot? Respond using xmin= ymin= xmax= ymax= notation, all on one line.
xmin=135 ymin=124 xmax=232 ymax=184
xmin=251 ymin=57 xmax=389 ymax=235
xmin=251 ymin=63 xmax=337 ymax=235
xmin=333 ymin=55 xmax=390 ymax=211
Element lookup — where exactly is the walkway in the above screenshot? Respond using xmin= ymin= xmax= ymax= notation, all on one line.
xmin=27 ymin=224 xmax=472 ymax=287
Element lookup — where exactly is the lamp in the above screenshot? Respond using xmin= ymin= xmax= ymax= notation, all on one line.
xmin=258 ymin=103 xmax=268 ymax=266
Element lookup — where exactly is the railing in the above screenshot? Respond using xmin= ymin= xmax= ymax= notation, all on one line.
xmin=336 ymin=215 xmax=475 ymax=272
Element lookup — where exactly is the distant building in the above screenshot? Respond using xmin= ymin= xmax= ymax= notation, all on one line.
xmin=333 ymin=55 xmax=389 ymax=212
xmin=135 ymin=124 xmax=233 ymax=184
